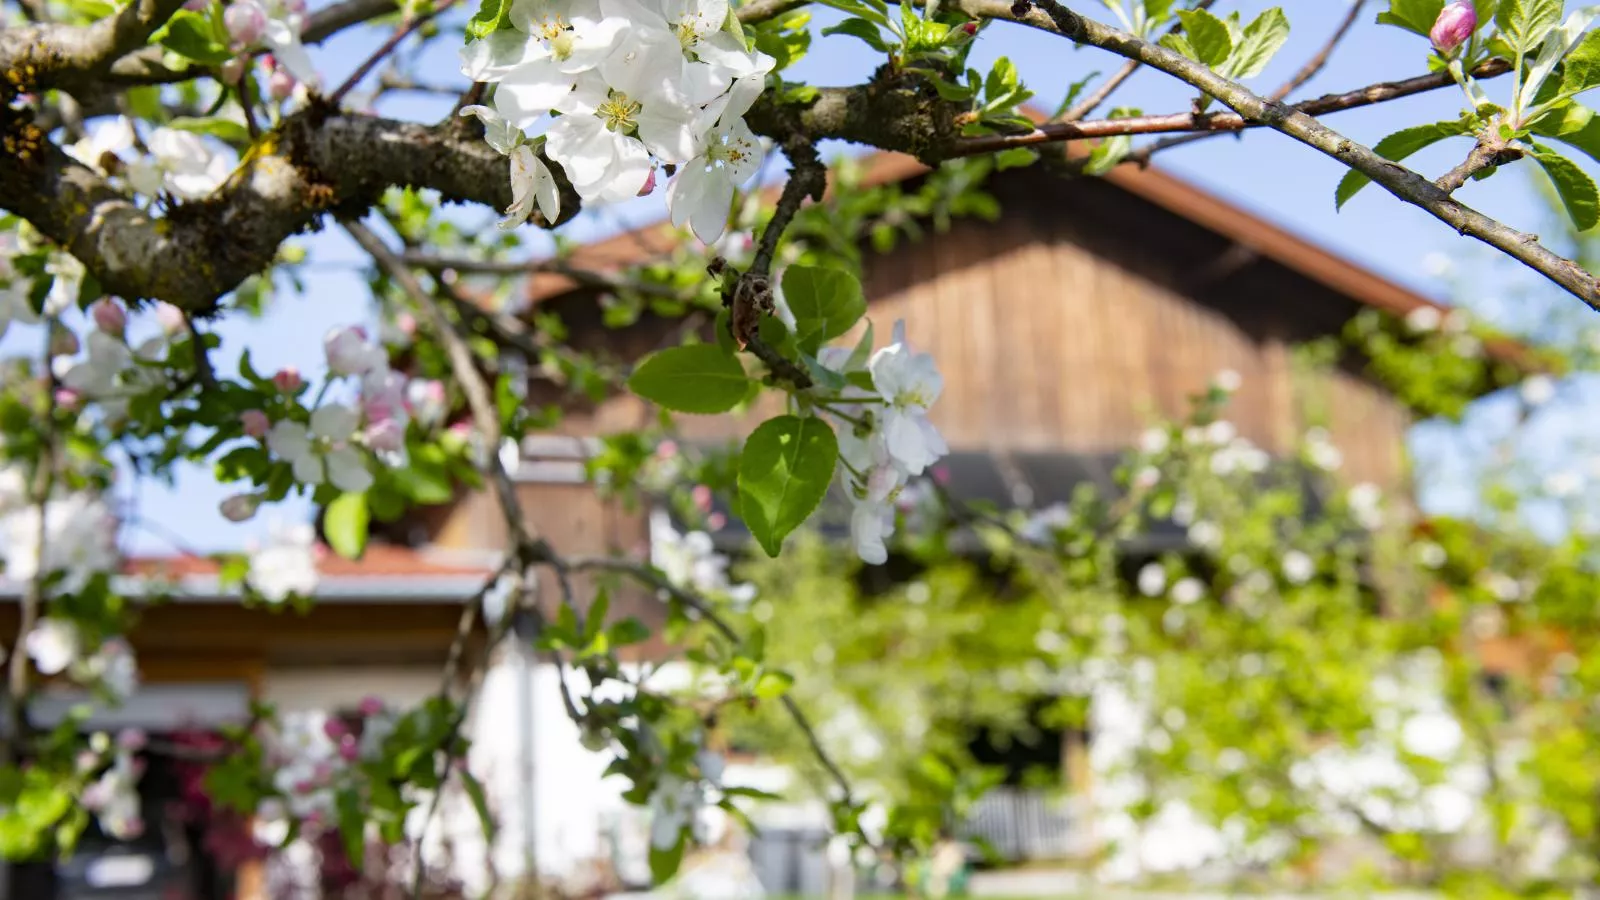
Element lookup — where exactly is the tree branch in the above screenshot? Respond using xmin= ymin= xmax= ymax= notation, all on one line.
xmin=0 ymin=0 xmax=186 ymax=94
xmin=952 ymin=58 xmax=1513 ymax=157
xmin=955 ymin=0 xmax=1600 ymax=310
xmin=1056 ymin=0 xmax=1215 ymax=123
xmin=0 ymin=107 xmax=573 ymax=311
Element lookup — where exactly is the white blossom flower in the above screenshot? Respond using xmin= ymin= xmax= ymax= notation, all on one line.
xmin=501 ymin=143 xmax=562 ymax=229
xmin=1545 ymin=470 xmax=1583 ymax=498
xmin=25 ymin=618 xmax=81 ymax=675
xmin=651 ymin=516 xmax=752 ymax=600
xmin=267 ymin=405 xmax=374 ymax=493
xmin=261 ymin=0 xmax=317 ymax=85
xmin=84 ymin=747 xmax=145 ymax=840
xmin=84 ymin=638 xmax=139 ymax=701
xmin=324 ymin=325 xmax=386 ymax=377
xmin=247 ymin=522 xmax=319 ymax=603
xmin=125 ymin=128 xmax=232 ymax=200
xmin=2 ymin=494 xmax=118 ymax=592
xmin=1405 ymin=306 xmax=1443 ymax=333
xmin=1137 ymin=562 xmax=1166 ymax=597
xmin=665 ymin=116 xmax=762 ymax=243
xmin=1304 ymin=427 xmax=1343 ymax=472
xmin=850 ymin=497 xmax=894 ymax=566
xmin=648 ymin=773 xmax=701 ymax=850
xmin=462 ymin=0 xmax=626 ymax=115
xmin=544 ymin=71 xmax=666 ymax=203
xmin=1281 ymin=550 xmax=1314 ymax=585
xmin=1138 ymin=427 xmax=1168 ymax=455
xmin=1187 ymin=520 xmax=1221 ymax=550
xmin=1414 ymin=541 xmax=1447 ymax=569
xmin=1170 ymin=577 xmax=1205 ymax=605
xmin=406 ymin=379 xmax=448 ymax=429
xmin=64 ymin=117 xmax=138 ymax=175
xmin=1520 ymin=374 xmax=1556 ymax=407
xmin=868 ymin=321 xmax=948 ymax=477
xmin=1347 ymin=482 xmax=1383 ymax=530
xmin=61 ymin=331 xmax=167 ymax=421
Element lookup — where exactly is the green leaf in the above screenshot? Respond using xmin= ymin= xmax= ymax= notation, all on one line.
xmin=649 ymin=831 xmax=688 ymax=883
xmin=154 ymin=10 xmax=231 ymax=64
xmin=1531 ymin=145 xmax=1600 ymax=230
xmin=1227 ymin=7 xmax=1290 ymax=79
xmin=460 ymin=769 xmax=496 ymax=844
xmin=754 ymin=670 xmax=794 ymax=699
xmin=1335 ymin=120 xmax=1473 ymax=208
xmin=1496 ymin=0 xmax=1562 ymax=54
xmin=168 ymin=116 xmax=251 ymax=145
xmin=324 ymin=492 xmax=370 ymax=560
xmin=627 ymin=344 xmax=752 ymax=414
xmin=1175 ymin=8 xmax=1233 ymax=67
xmin=722 ymin=2 xmax=749 ymax=50
xmin=1159 ymin=33 xmax=1198 ymax=61
xmin=1376 ymin=0 xmax=1444 ymax=35
xmin=465 ymin=0 xmax=510 ymax=39
xmin=782 ymin=265 xmax=866 ymax=354
xmin=737 ymin=415 xmax=839 ymax=557
xmin=820 ymin=16 xmax=893 ymax=53
xmin=1560 ymin=28 xmax=1600 ymax=96
xmin=1535 ymin=106 xmax=1600 ymax=165
xmin=995 ymin=147 xmax=1040 ymax=170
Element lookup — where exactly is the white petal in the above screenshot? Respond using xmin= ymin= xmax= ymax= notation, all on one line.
xmin=310 ymin=403 xmax=360 ymax=441
xmin=325 ymin=447 xmax=374 ymax=493
xmin=267 ymin=420 xmax=311 ymax=462
xmin=291 ymin=453 xmax=325 ymax=485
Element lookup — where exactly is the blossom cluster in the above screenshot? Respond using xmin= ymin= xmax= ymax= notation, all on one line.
xmin=253 ymin=700 xmax=397 ymax=833
xmin=81 ymin=729 xmax=150 ymax=841
xmin=459 ymin=0 xmax=773 ymax=239
xmin=815 ymin=320 xmax=949 ymax=564
xmin=66 ymin=118 xmax=232 ymax=203
xmin=226 ymin=325 xmax=449 ymax=529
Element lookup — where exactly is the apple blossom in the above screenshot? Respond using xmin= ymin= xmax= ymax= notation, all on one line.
xmin=247 ymin=522 xmax=320 ymax=603
xmin=153 ymin=301 xmax=187 ymax=335
xmin=267 ymin=404 xmax=375 ymax=493
xmin=268 ymin=67 xmax=297 ymax=100
xmin=1430 ymin=1 xmax=1476 ymax=55
xmin=324 ymin=325 xmax=386 ymax=377
xmin=225 ymin=0 xmax=268 ymax=46
xmin=125 ymin=128 xmax=232 ymax=200
xmin=240 ymin=409 xmax=270 ymax=438
xmin=1404 ymin=306 xmax=1442 ymax=333
xmin=1281 ymin=550 xmax=1315 ymax=585
xmin=2 ymin=494 xmax=118 ymax=592
xmin=666 ymin=116 xmax=763 ymax=243
xmin=406 ymin=379 xmax=448 ymax=428
xmin=1137 ymin=563 xmax=1167 ymax=597
xmin=25 ymin=618 xmax=81 ymax=675
xmin=273 ymin=366 xmax=304 ymax=393
xmin=1170 ymin=577 xmax=1205 ymax=605
xmin=868 ymin=321 xmax=948 ymax=477
xmin=86 ymin=639 xmax=139 ymax=701
xmin=90 ymin=299 xmax=126 ymax=335
xmin=501 ymin=144 xmax=562 ymax=230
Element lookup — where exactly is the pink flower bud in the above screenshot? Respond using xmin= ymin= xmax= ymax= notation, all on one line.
xmin=404 ymin=378 xmax=447 ymax=429
xmin=358 ymin=696 xmax=384 ymax=717
xmin=272 ymin=367 xmax=303 ymax=393
xmin=117 ymin=728 xmax=148 ymax=752
xmin=240 ymin=409 xmax=269 ymax=438
xmin=707 ymin=512 xmax=726 ymax=531
xmin=268 ymin=68 xmax=297 ymax=101
xmin=284 ymin=0 xmax=305 ymax=14
xmin=365 ymin=418 xmax=405 ymax=453
xmin=324 ymin=325 xmax=381 ymax=376
xmin=691 ymin=484 xmax=712 ymax=512
xmin=1430 ymin=1 xmax=1476 ymax=55
xmin=396 ymin=312 xmax=417 ymax=337
xmin=338 ymin=735 xmax=359 ymax=761
xmin=224 ymin=0 xmax=267 ymax=46
xmin=638 ymin=167 xmax=657 ymax=197
xmin=656 ymin=440 xmax=678 ymax=460
xmin=54 ymin=388 xmax=81 ymax=409
xmin=322 ymin=718 xmax=349 ymax=741
xmin=220 ymin=55 xmax=248 ymax=84
xmin=154 ymin=302 xmax=186 ymax=336
xmin=91 ymin=300 xmax=126 ymax=335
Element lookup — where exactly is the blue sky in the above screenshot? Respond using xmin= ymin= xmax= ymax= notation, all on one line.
xmin=87 ymin=1 xmax=1600 ymax=554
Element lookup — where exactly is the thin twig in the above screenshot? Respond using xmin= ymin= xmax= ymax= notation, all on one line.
xmin=568 ymin=555 xmax=863 ymax=817
xmin=963 ymin=0 xmax=1600 ymax=310
xmin=953 ymin=57 xmax=1513 ymax=157
xmin=1121 ymin=0 xmax=1366 ymax=164
xmin=1056 ymin=0 xmax=1215 ymax=123
xmin=327 ymin=0 xmax=456 ymax=107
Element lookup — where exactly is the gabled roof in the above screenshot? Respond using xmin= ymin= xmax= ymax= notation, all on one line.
xmin=523 ymin=146 xmax=1533 ymax=369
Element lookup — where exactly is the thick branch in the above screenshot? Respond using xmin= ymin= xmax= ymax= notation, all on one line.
xmin=0 ymin=107 xmax=572 ymax=311
xmin=957 ymin=0 xmax=1600 ymax=310
xmin=0 ymin=0 xmax=185 ymax=94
